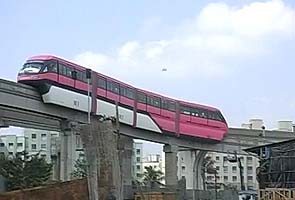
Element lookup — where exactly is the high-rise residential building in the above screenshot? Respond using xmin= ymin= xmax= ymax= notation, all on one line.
xmin=24 ymin=129 xmax=60 ymax=163
xmin=204 ymin=152 xmax=259 ymax=190
xmin=132 ymin=142 xmax=143 ymax=180
xmin=0 ymin=134 xmax=25 ymax=157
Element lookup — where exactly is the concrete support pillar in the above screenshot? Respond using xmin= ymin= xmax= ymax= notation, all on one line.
xmin=60 ymin=126 xmax=77 ymax=181
xmin=80 ymin=118 xmax=123 ymax=200
xmin=164 ymin=144 xmax=178 ymax=188
xmin=118 ymin=136 xmax=133 ymax=199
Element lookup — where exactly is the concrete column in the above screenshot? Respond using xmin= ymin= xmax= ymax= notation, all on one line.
xmin=164 ymin=144 xmax=178 ymax=187
xmin=60 ymin=129 xmax=76 ymax=181
xmin=80 ymin=118 xmax=123 ymax=200
xmin=118 ymin=136 xmax=133 ymax=199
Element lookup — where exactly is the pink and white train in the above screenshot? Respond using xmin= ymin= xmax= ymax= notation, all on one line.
xmin=17 ymin=55 xmax=228 ymax=141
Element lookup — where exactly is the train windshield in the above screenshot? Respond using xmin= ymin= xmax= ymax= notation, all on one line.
xmin=19 ymin=62 xmax=44 ymax=74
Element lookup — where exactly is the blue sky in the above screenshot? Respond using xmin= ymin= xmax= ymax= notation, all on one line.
xmin=1 ymin=0 xmax=295 ymax=134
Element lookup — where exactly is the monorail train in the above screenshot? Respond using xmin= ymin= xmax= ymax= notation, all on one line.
xmin=17 ymin=55 xmax=228 ymax=141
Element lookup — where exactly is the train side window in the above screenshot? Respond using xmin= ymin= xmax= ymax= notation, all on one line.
xmin=147 ymin=96 xmax=152 ymax=106
xmin=199 ymin=109 xmax=208 ymax=118
xmin=66 ymin=67 xmax=72 ymax=77
xmin=138 ymin=93 xmax=146 ymax=103
xmin=59 ymin=64 xmax=66 ymax=76
xmin=162 ymin=100 xmax=168 ymax=110
xmin=120 ymin=86 xmax=134 ymax=99
xmin=208 ymin=111 xmax=223 ymax=122
xmin=112 ymin=82 xmax=119 ymax=94
xmin=76 ymin=71 xmax=83 ymax=81
xmin=107 ymin=81 xmax=119 ymax=94
xmin=126 ymin=88 xmax=134 ymax=99
xmin=180 ymin=105 xmax=191 ymax=115
xmin=168 ymin=101 xmax=176 ymax=111
xmin=191 ymin=108 xmax=200 ymax=117
xmin=97 ymin=77 xmax=106 ymax=89
xmin=120 ymin=86 xmax=126 ymax=96
xmin=217 ymin=111 xmax=226 ymax=122
xmin=107 ymin=81 xmax=112 ymax=91
xmin=44 ymin=61 xmax=57 ymax=73
xmin=162 ymin=100 xmax=175 ymax=111
xmin=153 ymin=97 xmax=161 ymax=108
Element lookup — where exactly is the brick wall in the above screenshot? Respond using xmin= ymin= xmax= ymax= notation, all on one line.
xmin=0 ymin=178 xmax=88 ymax=200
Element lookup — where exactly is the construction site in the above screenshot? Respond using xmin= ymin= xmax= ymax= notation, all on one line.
xmin=246 ymin=139 xmax=295 ymax=200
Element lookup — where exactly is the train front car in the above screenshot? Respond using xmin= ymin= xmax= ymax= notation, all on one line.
xmin=17 ymin=56 xmax=57 ymax=85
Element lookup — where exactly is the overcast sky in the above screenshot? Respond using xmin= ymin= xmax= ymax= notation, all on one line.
xmin=1 ymin=0 xmax=295 ymax=153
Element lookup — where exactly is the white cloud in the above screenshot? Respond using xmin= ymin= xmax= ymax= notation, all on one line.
xmin=75 ymin=51 xmax=111 ymax=68
xmin=74 ymin=0 xmax=294 ymax=82
xmin=118 ymin=41 xmax=140 ymax=60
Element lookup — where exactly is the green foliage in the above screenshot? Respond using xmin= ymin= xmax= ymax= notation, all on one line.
xmin=71 ymin=157 xmax=88 ymax=179
xmin=0 ymin=151 xmax=52 ymax=191
xmin=142 ymin=166 xmax=164 ymax=185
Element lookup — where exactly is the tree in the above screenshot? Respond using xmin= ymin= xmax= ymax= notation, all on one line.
xmin=142 ymin=166 xmax=164 ymax=186
xmin=0 ymin=151 xmax=52 ymax=191
xmin=71 ymin=157 xmax=88 ymax=179
xmin=201 ymin=156 xmax=217 ymax=190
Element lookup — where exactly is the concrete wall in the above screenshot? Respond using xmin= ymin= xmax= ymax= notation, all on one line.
xmin=0 ymin=179 xmax=88 ymax=200
xmin=186 ymin=190 xmax=238 ymax=200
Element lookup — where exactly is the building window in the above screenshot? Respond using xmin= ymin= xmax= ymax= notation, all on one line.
xmin=17 ymin=143 xmax=23 ymax=147
xmin=224 ymin=176 xmax=228 ymax=182
xmin=248 ymin=176 xmax=253 ymax=182
xmin=247 ymin=157 xmax=253 ymax=163
xmin=41 ymin=133 xmax=46 ymax=140
xmin=136 ymin=157 xmax=140 ymax=162
xmin=31 ymin=144 xmax=37 ymax=150
xmin=216 ymin=156 xmax=220 ymax=161
xmin=136 ymin=149 xmax=140 ymax=155
xmin=136 ymin=173 xmax=141 ymax=178
xmin=247 ymin=166 xmax=253 ymax=174
xmin=8 ymin=143 xmax=13 ymax=147
xmin=41 ymin=154 xmax=47 ymax=159
xmin=223 ymin=156 xmax=228 ymax=162
xmin=232 ymin=166 xmax=237 ymax=173
xmin=0 ymin=143 xmax=4 ymax=147
xmin=233 ymin=176 xmax=237 ymax=182
xmin=136 ymin=165 xmax=141 ymax=170
xmin=216 ymin=166 xmax=220 ymax=171
xmin=223 ymin=166 xmax=228 ymax=173
xmin=32 ymin=134 xmax=37 ymax=139
xmin=41 ymin=144 xmax=46 ymax=149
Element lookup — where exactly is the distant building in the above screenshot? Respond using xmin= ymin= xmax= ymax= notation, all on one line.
xmin=24 ymin=129 xmax=60 ymax=163
xmin=132 ymin=142 xmax=143 ymax=180
xmin=177 ymin=119 xmax=295 ymax=191
xmin=0 ymin=134 xmax=25 ymax=157
xmin=142 ymin=154 xmax=162 ymax=172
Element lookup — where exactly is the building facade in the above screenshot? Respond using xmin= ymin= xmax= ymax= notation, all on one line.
xmin=132 ymin=142 xmax=143 ymax=180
